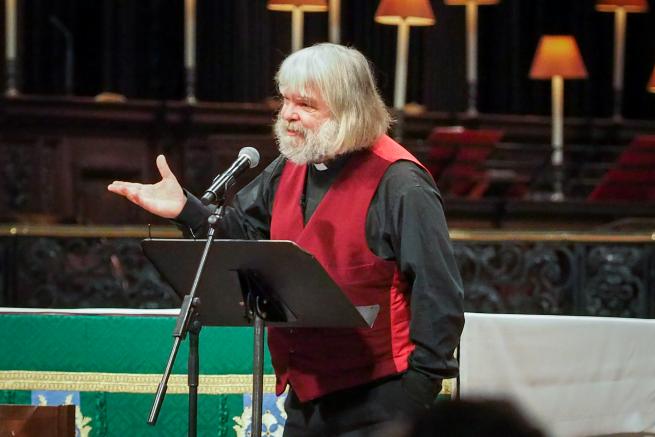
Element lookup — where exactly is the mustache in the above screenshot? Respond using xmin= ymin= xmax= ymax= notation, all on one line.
xmin=277 ymin=118 xmax=309 ymax=136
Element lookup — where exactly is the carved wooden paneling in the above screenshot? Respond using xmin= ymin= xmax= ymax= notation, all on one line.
xmin=1 ymin=98 xmax=655 ymax=228
xmin=1 ymin=231 xmax=653 ymax=318
xmin=0 ymin=240 xmax=6 ymax=306
xmin=9 ymin=236 xmax=178 ymax=308
xmin=580 ymin=245 xmax=652 ymax=318
xmin=454 ymin=242 xmax=576 ymax=315
xmin=454 ymin=241 xmax=654 ymax=318
xmin=0 ymin=136 xmax=72 ymax=222
xmin=66 ymin=137 xmax=154 ymax=224
xmin=182 ymin=134 xmax=278 ymax=200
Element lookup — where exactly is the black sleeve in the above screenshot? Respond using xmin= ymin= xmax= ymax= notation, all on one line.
xmin=367 ymin=161 xmax=465 ymax=385
xmin=174 ymin=155 xmax=287 ymax=239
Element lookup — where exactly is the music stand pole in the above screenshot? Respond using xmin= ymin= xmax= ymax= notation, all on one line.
xmin=251 ymin=314 xmax=265 ymax=437
xmin=148 ymin=206 xmax=224 ymax=436
xmin=239 ymin=273 xmax=268 ymax=437
xmin=188 ymin=319 xmax=201 ymax=436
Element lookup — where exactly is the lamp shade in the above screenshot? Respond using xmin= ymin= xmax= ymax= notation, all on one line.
xmin=444 ymin=0 xmax=500 ymax=5
xmin=267 ymin=0 xmax=328 ymax=12
xmin=375 ymin=0 xmax=435 ymax=26
xmin=596 ymin=0 xmax=648 ymax=12
xmin=648 ymin=66 xmax=655 ymax=92
xmin=529 ymin=35 xmax=588 ymax=79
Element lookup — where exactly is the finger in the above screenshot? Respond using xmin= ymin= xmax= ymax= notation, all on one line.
xmin=108 ymin=185 xmax=126 ymax=198
xmin=108 ymin=181 xmax=125 ymax=189
xmin=156 ymin=155 xmax=175 ymax=180
xmin=108 ymin=181 xmax=141 ymax=192
xmin=107 ymin=182 xmax=144 ymax=197
xmin=109 ymin=184 xmax=151 ymax=211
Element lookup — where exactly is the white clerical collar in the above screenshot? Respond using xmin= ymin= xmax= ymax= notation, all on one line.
xmin=313 ymin=163 xmax=328 ymax=171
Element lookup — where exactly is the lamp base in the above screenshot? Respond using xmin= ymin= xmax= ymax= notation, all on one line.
xmin=551 ymin=164 xmax=565 ymax=202
xmin=5 ymin=58 xmax=19 ymax=98
xmin=611 ymin=113 xmax=623 ymax=124
xmin=392 ymin=109 xmax=405 ymax=142
xmin=465 ymin=107 xmax=479 ymax=119
xmin=549 ymin=191 xmax=565 ymax=202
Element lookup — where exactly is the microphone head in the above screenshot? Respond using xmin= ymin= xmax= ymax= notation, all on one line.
xmin=238 ymin=147 xmax=260 ymax=168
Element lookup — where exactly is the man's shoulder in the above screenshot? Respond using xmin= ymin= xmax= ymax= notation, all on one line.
xmin=383 ymin=160 xmax=435 ymax=187
xmin=370 ymin=160 xmax=444 ymax=223
xmin=268 ymin=154 xmax=288 ymax=171
xmin=371 ymin=135 xmax=420 ymax=165
xmin=375 ymin=160 xmax=441 ymax=204
xmin=259 ymin=154 xmax=289 ymax=182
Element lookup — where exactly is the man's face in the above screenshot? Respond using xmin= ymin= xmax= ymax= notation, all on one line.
xmin=275 ymin=88 xmax=339 ymax=164
xmin=279 ymin=88 xmax=331 ymax=135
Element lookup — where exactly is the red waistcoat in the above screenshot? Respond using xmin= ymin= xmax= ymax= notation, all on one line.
xmin=269 ymin=134 xmax=426 ymax=402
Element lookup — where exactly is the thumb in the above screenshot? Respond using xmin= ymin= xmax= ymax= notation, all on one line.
xmin=156 ymin=155 xmax=175 ymax=180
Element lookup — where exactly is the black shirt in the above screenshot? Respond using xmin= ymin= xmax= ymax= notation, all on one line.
xmin=177 ymin=152 xmax=465 ymax=388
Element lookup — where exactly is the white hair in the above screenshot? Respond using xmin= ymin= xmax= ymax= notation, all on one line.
xmin=275 ymin=43 xmax=391 ymax=155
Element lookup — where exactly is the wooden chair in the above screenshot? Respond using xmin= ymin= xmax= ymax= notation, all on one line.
xmin=0 ymin=404 xmax=75 ymax=437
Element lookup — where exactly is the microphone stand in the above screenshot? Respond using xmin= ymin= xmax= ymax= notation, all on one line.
xmin=148 ymin=195 xmax=226 ymax=437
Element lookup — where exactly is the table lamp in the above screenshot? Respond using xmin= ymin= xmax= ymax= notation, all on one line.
xmin=444 ymin=0 xmax=500 ymax=117
xmin=596 ymin=0 xmax=648 ymax=121
xmin=268 ymin=0 xmax=328 ymax=52
xmin=530 ymin=35 xmax=588 ymax=199
xmin=375 ymin=0 xmax=435 ymax=111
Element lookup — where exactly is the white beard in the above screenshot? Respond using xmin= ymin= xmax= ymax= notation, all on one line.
xmin=274 ymin=115 xmax=340 ymax=165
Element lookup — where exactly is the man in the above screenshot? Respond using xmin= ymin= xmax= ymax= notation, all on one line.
xmin=108 ymin=43 xmax=464 ymax=436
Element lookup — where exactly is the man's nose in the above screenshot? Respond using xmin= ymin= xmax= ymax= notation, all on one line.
xmin=282 ymin=104 xmax=299 ymax=121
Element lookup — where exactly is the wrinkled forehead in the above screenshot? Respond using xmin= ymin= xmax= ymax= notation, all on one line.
xmin=278 ymin=84 xmax=322 ymax=104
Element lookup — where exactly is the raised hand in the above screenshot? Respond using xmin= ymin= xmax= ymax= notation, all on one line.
xmin=107 ymin=155 xmax=186 ymax=219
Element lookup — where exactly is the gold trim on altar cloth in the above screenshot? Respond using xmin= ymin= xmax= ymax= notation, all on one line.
xmin=0 ymin=370 xmax=453 ymax=396
xmin=0 ymin=371 xmax=276 ymax=394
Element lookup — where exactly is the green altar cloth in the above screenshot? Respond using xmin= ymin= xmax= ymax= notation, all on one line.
xmin=0 ymin=311 xmax=277 ymax=436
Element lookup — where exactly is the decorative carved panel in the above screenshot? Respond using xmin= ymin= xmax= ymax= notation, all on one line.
xmin=10 ymin=237 xmax=177 ymax=309
xmin=1 ymin=234 xmax=652 ymax=319
xmin=0 ymin=240 xmax=6 ymax=306
xmin=453 ymin=241 xmax=652 ymax=317
xmin=581 ymin=245 xmax=649 ymax=318
xmin=182 ymin=135 xmax=278 ymax=201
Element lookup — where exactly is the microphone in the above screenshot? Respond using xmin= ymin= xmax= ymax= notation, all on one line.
xmin=201 ymin=147 xmax=260 ymax=205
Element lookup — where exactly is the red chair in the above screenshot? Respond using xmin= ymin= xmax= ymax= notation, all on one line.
xmin=616 ymin=135 xmax=655 ymax=167
xmin=629 ymin=134 xmax=655 ymax=149
xmin=425 ymin=127 xmax=461 ymax=180
xmin=589 ymin=134 xmax=655 ymax=202
xmin=427 ymin=127 xmax=504 ymax=198
xmin=617 ymin=150 xmax=655 ymax=167
xmin=588 ymin=168 xmax=655 ymax=201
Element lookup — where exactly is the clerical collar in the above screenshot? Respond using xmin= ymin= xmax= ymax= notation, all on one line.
xmin=309 ymin=153 xmax=352 ymax=173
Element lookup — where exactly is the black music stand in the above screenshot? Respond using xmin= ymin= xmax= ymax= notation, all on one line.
xmin=142 ymin=238 xmax=378 ymax=437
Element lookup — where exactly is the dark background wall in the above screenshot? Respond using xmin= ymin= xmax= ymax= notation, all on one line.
xmin=6 ymin=0 xmax=655 ymax=118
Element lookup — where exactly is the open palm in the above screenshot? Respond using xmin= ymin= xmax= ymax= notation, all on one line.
xmin=107 ymin=155 xmax=186 ymax=219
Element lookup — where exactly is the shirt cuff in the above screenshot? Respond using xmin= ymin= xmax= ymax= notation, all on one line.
xmin=172 ymin=190 xmax=211 ymax=237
